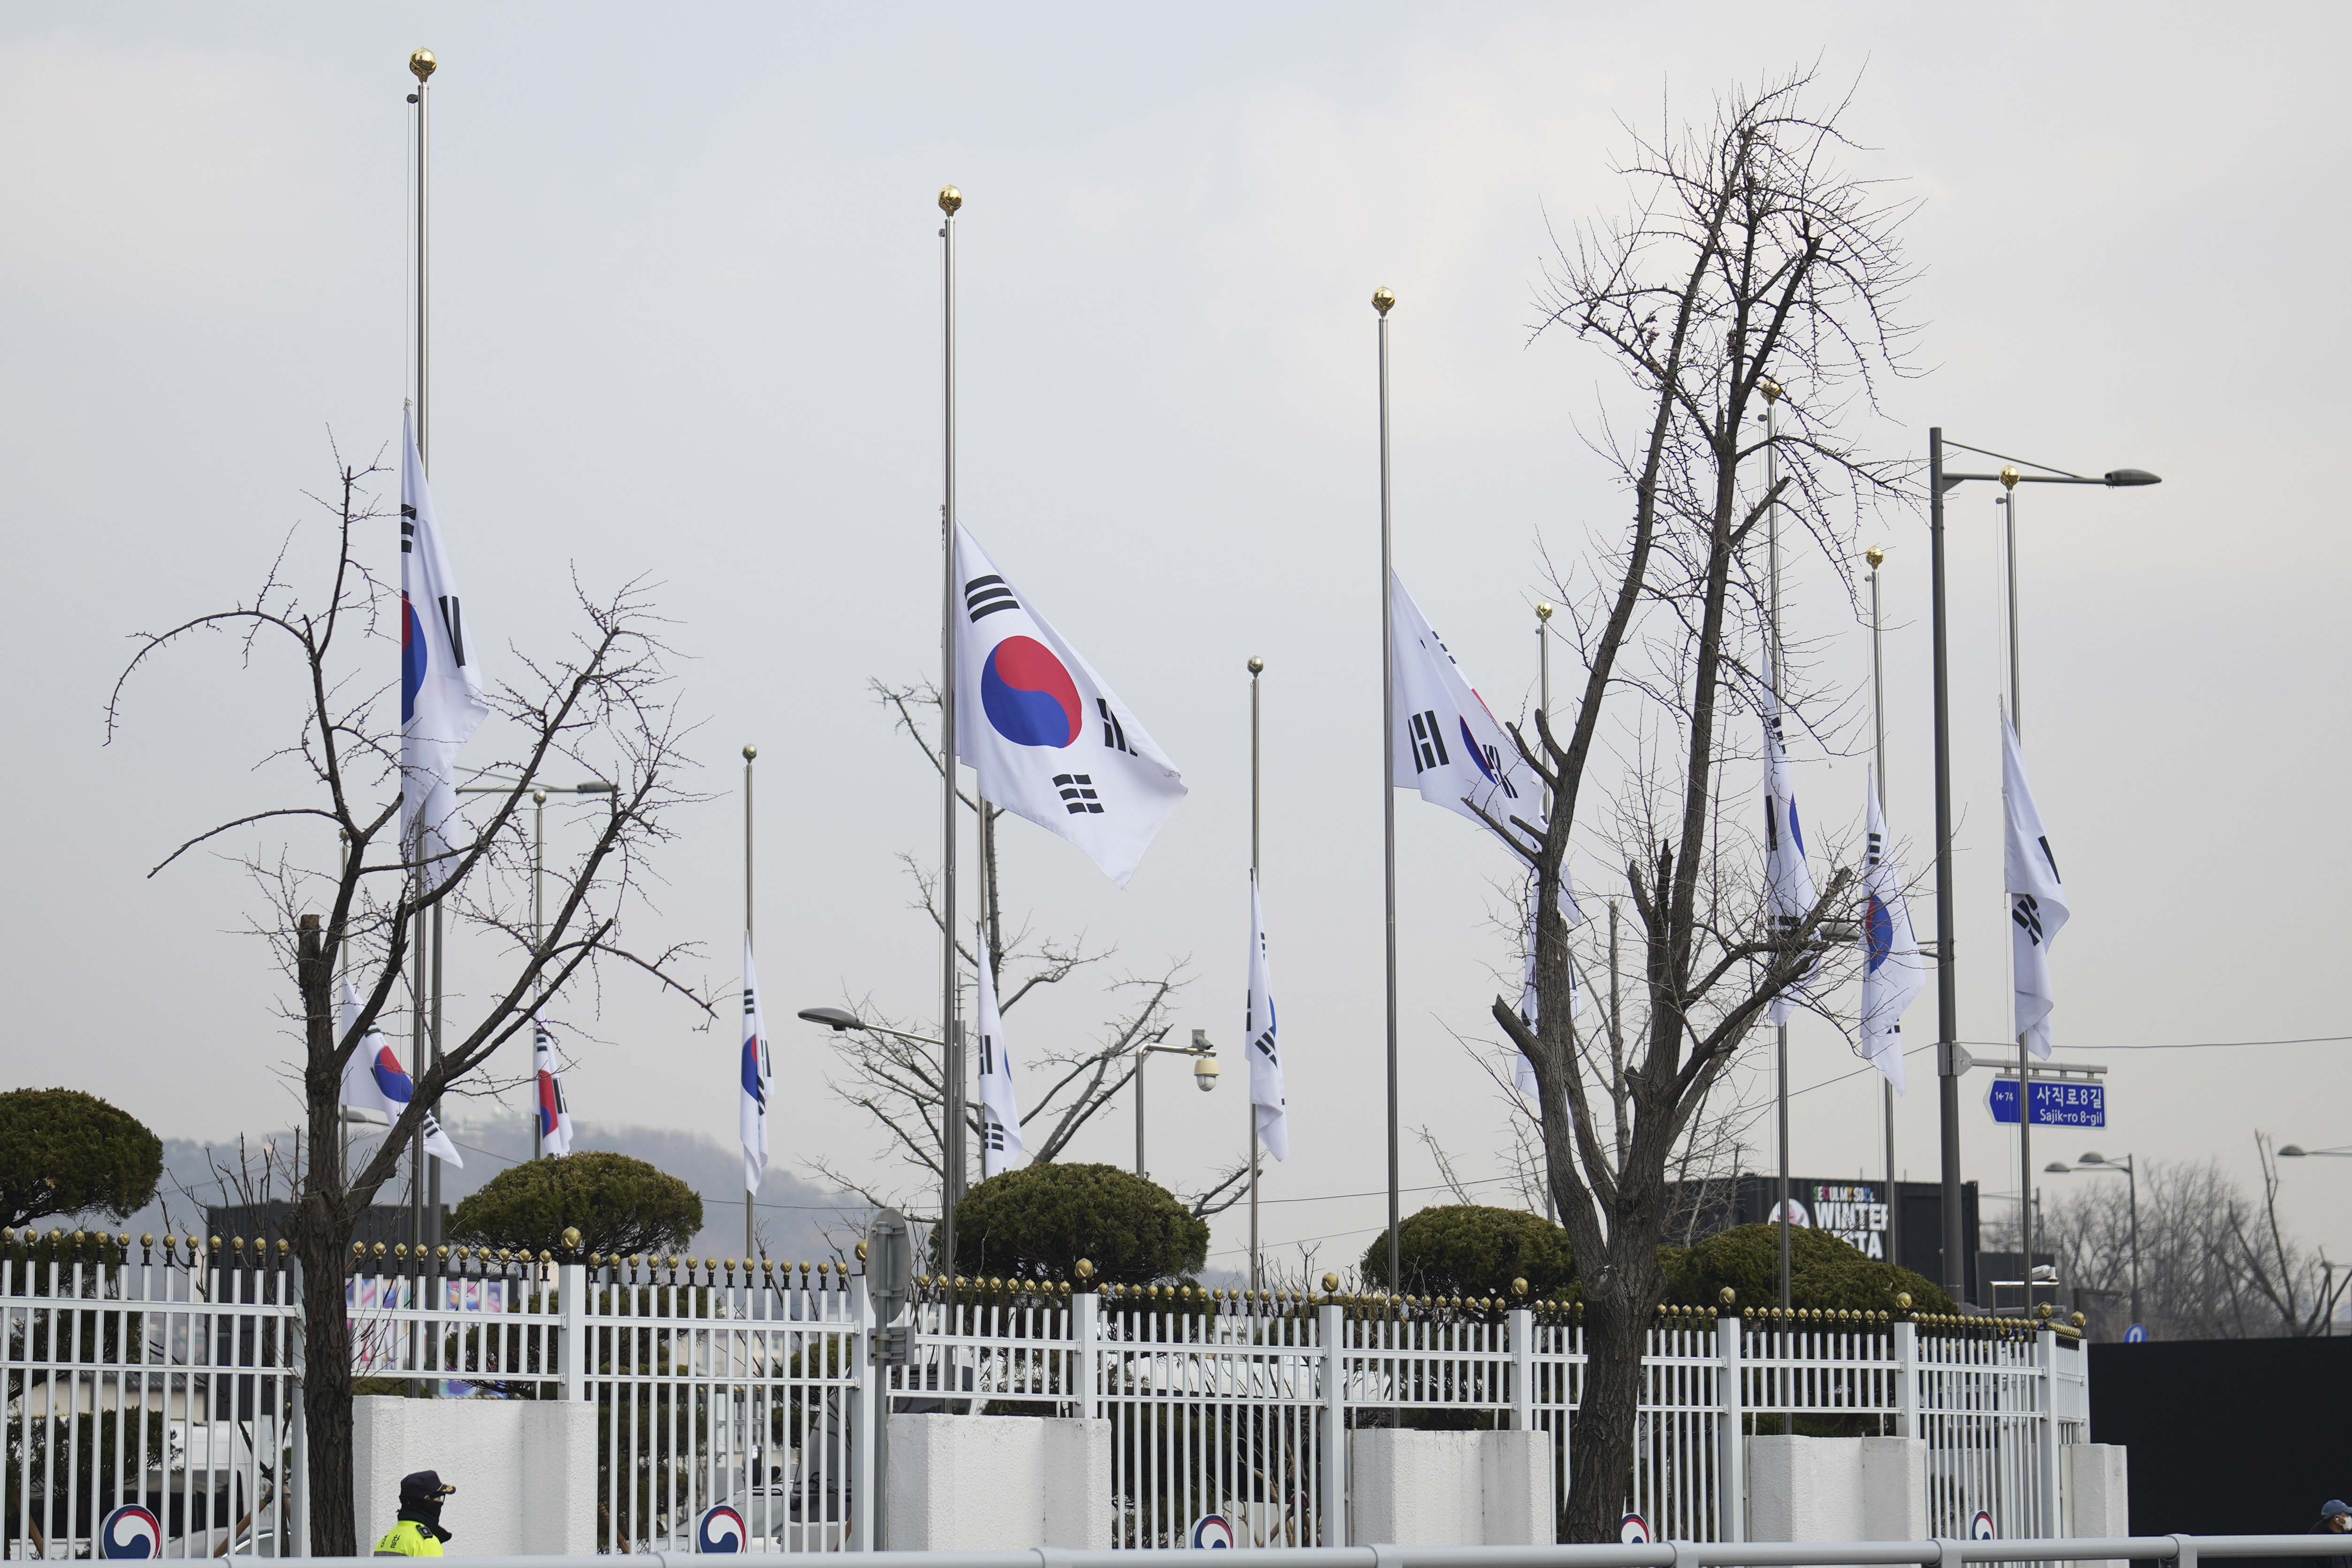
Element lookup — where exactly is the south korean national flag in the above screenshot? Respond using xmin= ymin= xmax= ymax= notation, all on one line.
xmin=2003 ymin=713 xmax=2070 ymax=1058
xmin=398 ymin=405 xmax=489 ymax=875
xmin=1246 ymin=875 xmax=1288 ymax=1162
xmin=741 ymin=933 xmax=772 ymax=1193
xmin=975 ymin=937 xmax=1025 ymax=1178
xmin=1390 ymin=573 xmax=1536 ymax=844
xmin=1760 ymin=668 xmax=1817 ymax=1026
xmin=952 ymin=526 xmax=1186 ymax=888
xmin=533 ymin=1012 xmax=574 ymax=1157
xmin=1858 ymin=771 xmax=1926 ymax=1091
xmin=338 ymin=977 xmax=461 ymax=1165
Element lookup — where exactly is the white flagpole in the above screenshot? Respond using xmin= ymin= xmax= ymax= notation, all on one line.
xmin=406 ymin=46 xmax=436 ymax=1262
xmin=1535 ymin=601 xmax=1557 ymax=1226
xmin=2001 ymin=470 xmax=2034 ymax=1307
xmin=1374 ymin=286 xmax=1399 ymax=1294
xmin=1248 ymin=655 xmax=1264 ymax=1291
xmin=938 ymin=185 xmax=965 ymax=1275
xmin=745 ymin=744 xmax=758 ymax=1259
xmin=1764 ymin=378 xmax=1792 ymax=1317
xmin=1869 ymin=546 xmax=1896 ymax=1266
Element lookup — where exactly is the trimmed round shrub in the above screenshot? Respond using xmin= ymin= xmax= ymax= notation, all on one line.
xmin=947 ymin=1163 xmax=1206 ymax=1285
xmin=1358 ymin=1204 xmax=1575 ymax=1298
xmin=1663 ymin=1222 xmax=1955 ymax=1315
xmin=0 ymin=1089 xmax=163 ymax=1230
xmin=449 ymin=1150 xmax=703 ymax=1259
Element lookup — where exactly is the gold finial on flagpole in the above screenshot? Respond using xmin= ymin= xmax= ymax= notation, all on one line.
xmin=1535 ymin=600 xmax=1553 ymax=622
xmin=939 ymin=185 xmax=963 ymax=215
xmin=1999 ymin=464 xmax=2021 ymax=489
xmin=1371 ymin=287 xmax=1396 ymax=316
xmin=409 ymin=49 xmax=437 ymax=82
xmin=1866 ymin=545 xmax=1886 ymax=569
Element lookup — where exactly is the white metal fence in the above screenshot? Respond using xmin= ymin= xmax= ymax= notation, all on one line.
xmin=0 ymin=1236 xmax=2088 ymax=1557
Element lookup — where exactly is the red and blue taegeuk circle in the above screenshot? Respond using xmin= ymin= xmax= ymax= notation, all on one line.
xmin=101 ymin=1505 xmax=161 ymax=1559
xmin=982 ymin=636 xmax=1083 ymax=749
xmin=372 ymin=1045 xmax=415 ymax=1106
xmin=401 ymin=594 xmax=428 ymax=723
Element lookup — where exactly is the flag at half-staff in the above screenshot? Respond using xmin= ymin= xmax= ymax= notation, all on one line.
xmin=740 ymin=933 xmax=771 ymax=1192
xmin=2003 ymin=714 xmax=2070 ymax=1058
xmin=1858 ymin=771 xmax=1926 ymax=1091
xmin=975 ymin=938 xmax=1024 ymax=1178
xmin=339 ymin=977 xmax=461 ymax=1165
xmin=1515 ymin=863 xmax=1585 ymax=1100
xmin=1390 ymin=573 xmax=1538 ymax=842
xmin=951 ymin=526 xmax=1186 ymax=888
xmin=398 ymin=405 xmax=489 ymax=873
xmin=533 ymin=1012 xmax=574 ymax=1157
xmin=1246 ymin=875 xmax=1289 ymax=1161
xmin=1760 ymin=670 xmax=1816 ymax=1025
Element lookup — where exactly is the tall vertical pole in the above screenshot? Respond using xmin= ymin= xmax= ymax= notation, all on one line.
xmin=407 ymin=47 xmax=436 ymax=1262
xmin=1248 ymin=655 xmax=1264 ymax=1291
xmin=1373 ymin=286 xmax=1400 ymax=1294
xmin=1535 ymin=602 xmax=1557 ymax=1226
xmin=1765 ymin=382 xmax=1792 ymax=1318
xmin=1868 ymin=551 xmax=1897 ymax=1269
xmin=2124 ymin=1157 xmax=2141 ymax=1328
xmin=1929 ymin=428 xmax=1967 ymax=1304
xmin=744 ymin=746 xmax=757 ymax=1259
xmin=2002 ymin=471 xmax=2032 ymax=1309
xmin=938 ymin=186 xmax=965 ymax=1276
xmin=532 ymin=790 xmax=545 ymax=1160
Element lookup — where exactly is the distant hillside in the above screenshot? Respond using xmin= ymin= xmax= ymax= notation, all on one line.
xmin=29 ymin=1121 xmax=868 ymax=1265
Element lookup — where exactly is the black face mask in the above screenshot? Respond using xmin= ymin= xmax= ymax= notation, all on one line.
xmin=398 ymin=1497 xmax=450 ymax=1540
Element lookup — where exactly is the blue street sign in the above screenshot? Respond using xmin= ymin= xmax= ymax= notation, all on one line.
xmin=1986 ymin=1077 xmax=2105 ymax=1128
xmin=2125 ymin=1324 xmax=2147 ymax=1343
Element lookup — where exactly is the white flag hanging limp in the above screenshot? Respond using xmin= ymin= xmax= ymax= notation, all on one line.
xmin=1858 ymin=771 xmax=1926 ymax=1092
xmin=975 ymin=938 xmax=1025 ymax=1179
xmin=951 ymin=526 xmax=1186 ymax=888
xmin=1761 ymin=673 xmax=1817 ymax=1026
xmin=398 ymin=406 xmax=489 ymax=875
xmin=2003 ymin=714 xmax=2070 ymax=1059
xmin=1514 ymin=865 xmax=1585 ymax=1101
xmin=1246 ymin=875 xmax=1289 ymax=1162
xmin=338 ymin=977 xmax=461 ymax=1165
xmin=741 ymin=934 xmax=771 ymax=1193
xmin=533 ymin=1012 xmax=574 ymax=1158
xmin=1390 ymin=574 xmax=1537 ymax=842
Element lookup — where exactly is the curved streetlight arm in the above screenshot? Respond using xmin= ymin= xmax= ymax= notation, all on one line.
xmin=795 ymin=1005 xmax=944 ymax=1049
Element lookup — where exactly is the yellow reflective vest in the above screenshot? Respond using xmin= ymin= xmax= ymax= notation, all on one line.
xmin=373 ymin=1520 xmax=445 ymax=1557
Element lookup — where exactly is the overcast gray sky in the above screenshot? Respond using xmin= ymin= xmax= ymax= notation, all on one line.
xmin=4 ymin=3 xmax=2345 ymax=1276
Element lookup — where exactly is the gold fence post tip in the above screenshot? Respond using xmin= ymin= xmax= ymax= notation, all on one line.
xmin=939 ymin=185 xmax=963 ymax=215
xmin=409 ymin=48 xmax=437 ymax=82
xmin=1371 ymin=287 xmax=1397 ymax=317
xmin=1076 ymin=1257 xmax=1095 ymax=1282
xmin=562 ymin=1226 xmax=583 ymax=1253
xmin=1321 ymin=1272 xmax=1340 ymax=1293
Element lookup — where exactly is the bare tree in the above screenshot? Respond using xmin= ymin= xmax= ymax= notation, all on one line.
xmin=107 ymin=448 xmax=710 ymax=1554
xmin=808 ymin=683 xmax=1199 ymax=1214
xmin=1492 ymin=73 xmax=1915 ymax=1540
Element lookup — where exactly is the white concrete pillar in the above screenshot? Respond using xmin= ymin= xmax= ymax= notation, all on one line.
xmin=352 ymin=1395 xmax=596 ymax=1555
xmin=1349 ymin=1429 xmax=1554 ymax=1546
xmin=2064 ymin=1443 xmax=2131 ymax=1568
xmin=884 ymin=1413 xmax=1110 ymax=1549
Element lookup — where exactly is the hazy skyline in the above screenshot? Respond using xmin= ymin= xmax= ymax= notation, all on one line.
xmin=3 ymin=4 xmax=2346 ymax=1276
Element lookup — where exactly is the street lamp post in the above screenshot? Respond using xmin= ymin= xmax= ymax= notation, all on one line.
xmin=1136 ymin=1031 xmax=1220 ymax=1181
xmin=2046 ymin=1150 xmax=2138 ymax=1329
xmin=1925 ymin=430 xmax=2158 ymax=1304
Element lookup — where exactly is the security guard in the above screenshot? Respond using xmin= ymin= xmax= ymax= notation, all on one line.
xmin=374 ymin=1470 xmax=455 ymax=1557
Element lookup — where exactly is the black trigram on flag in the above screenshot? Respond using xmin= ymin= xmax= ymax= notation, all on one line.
xmin=964 ymin=574 xmax=1018 ymax=623
xmin=1407 ymin=710 xmax=1450 ymax=772
xmin=1053 ymin=774 xmax=1103 ymax=815
xmin=981 ymin=1116 xmax=1008 ymax=1156
xmin=437 ymin=594 xmax=468 ymax=667
xmin=1098 ymin=699 xmax=1135 ymax=755
xmin=2013 ymin=894 xmax=2046 ymax=946
xmin=1251 ymin=1025 xmax=1279 ymax=1074
xmin=1866 ymin=828 xmax=1884 ymax=869
xmin=978 ymin=1029 xmax=998 ymax=1078
xmin=400 ymin=502 xmax=417 ymax=554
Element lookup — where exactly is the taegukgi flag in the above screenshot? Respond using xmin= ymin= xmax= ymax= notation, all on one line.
xmin=1858 ymin=771 xmax=1926 ymax=1092
xmin=1245 ymin=875 xmax=1288 ymax=1162
xmin=741 ymin=934 xmax=771 ymax=1192
xmin=399 ymin=405 xmax=489 ymax=873
xmin=2003 ymin=714 xmax=2069 ymax=1058
xmin=1515 ymin=864 xmax=1585 ymax=1100
xmin=975 ymin=937 xmax=1024 ymax=1178
xmin=952 ymin=526 xmax=1185 ymax=888
xmin=1390 ymin=574 xmax=1536 ymax=842
xmin=339 ymin=977 xmax=461 ymax=1165
xmin=1760 ymin=668 xmax=1816 ymax=1026
xmin=533 ymin=1012 xmax=574 ymax=1157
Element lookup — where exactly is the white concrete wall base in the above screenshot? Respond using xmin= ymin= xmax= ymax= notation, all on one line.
xmin=351 ymin=1395 xmax=596 ymax=1556
xmin=885 ymin=1413 xmax=1111 ymax=1549
xmin=1349 ymin=1428 xmax=1554 ymax=1546
xmin=2064 ymin=1443 xmax=2131 ymax=1568
xmin=1749 ymin=1434 xmax=1927 ymax=1545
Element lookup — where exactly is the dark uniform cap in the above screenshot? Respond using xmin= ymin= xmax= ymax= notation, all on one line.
xmin=400 ymin=1471 xmax=455 ymax=1504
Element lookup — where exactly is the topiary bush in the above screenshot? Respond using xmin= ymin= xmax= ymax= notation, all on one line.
xmin=947 ymin=1163 xmax=1206 ymax=1285
xmin=1358 ymin=1204 xmax=1575 ymax=1298
xmin=449 ymin=1149 xmax=703 ymax=1260
xmin=0 ymin=1089 xmax=163 ymax=1231
xmin=1663 ymin=1222 xmax=1955 ymax=1315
